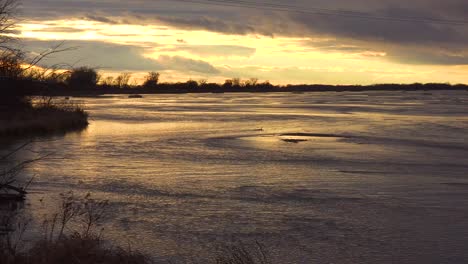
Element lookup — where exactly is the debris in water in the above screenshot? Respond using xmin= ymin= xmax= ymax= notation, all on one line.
xmin=282 ymin=138 xmax=308 ymax=143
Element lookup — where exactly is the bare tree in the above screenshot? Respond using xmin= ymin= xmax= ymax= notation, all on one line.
xmin=247 ymin=78 xmax=258 ymax=86
xmin=232 ymin=77 xmax=241 ymax=87
xmin=0 ymin=1 xmax=75 ymax=80
xmin=0 ymin=0 xmax=18 ymax=50
xmin=0 ymin=0 xmax=19 ymax=80
xmin=101 ymin=76 xmax=114 ymax=87
xmin=114 ymin=72 xmax=132 ymax=88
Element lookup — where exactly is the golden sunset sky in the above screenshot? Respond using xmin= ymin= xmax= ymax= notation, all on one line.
xmin=15 ymin=0 xmax=468 ymax=84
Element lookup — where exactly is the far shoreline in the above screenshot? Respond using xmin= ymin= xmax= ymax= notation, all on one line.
xmin=21 ymin=82 xmax=468 ymax=97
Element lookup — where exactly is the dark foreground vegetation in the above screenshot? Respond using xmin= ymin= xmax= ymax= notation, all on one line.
xmin=0 ymin=191 xmax=271 ymax=264
xmin=0 ymin=96 xmax=88 ymax=137
xmin=0 ymin=192 xmax=151 ymax=264
xmin=0 ymin=78 xmax=88 ymax=138
xmin=0 ymin=11 xmax=89 ymax=137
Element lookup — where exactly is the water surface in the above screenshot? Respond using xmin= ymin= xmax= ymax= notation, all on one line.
xmin=18 ymin=91 xmax=468 ymax=263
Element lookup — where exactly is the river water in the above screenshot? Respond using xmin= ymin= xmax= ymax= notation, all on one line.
xmin=12 ymin=91 xmax=468 ymax=263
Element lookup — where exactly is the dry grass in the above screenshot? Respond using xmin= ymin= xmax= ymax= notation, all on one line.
xmin=213 ymin=241 xmax=272 ymax=264
xmin=1 ymin=234 xmax=151 ymax=264
xmin=0 ymin=96 xmax=88 ymax=137
xmin=0 ymin=192 xmax=274 ymax=264
xmin=0 ymin=192 xmax=152 ymax=264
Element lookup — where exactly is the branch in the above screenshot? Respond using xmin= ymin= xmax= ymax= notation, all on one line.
xmin=0 ymin=139 xmax=33 ymax=161
xmin=0 ymin=183 xmax=27 ymax=195
xmin=0 ymin=153 xmax=52 ymax=180
xmin=23 ymin=41 xmax=78 ymax=71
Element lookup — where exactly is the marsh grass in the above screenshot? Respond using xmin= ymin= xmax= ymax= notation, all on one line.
xmin=213 ymin=241 xmax=272 ymax=264
xmin=0 ymin=96 xmax=88 ymax=137
xmin=0 ymin=192 xmax=274 ymax=264
xmin=0 ymin=192 xmax=152 ymax=264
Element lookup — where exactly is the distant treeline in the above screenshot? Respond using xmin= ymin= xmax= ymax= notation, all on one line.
xmin=2 ymin=67 xmax=468 ymax=97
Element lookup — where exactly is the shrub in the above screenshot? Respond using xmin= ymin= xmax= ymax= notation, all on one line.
xmin=0 ymin=97 xmax=89 ymax=136
xmin=66 ymin=67 xmax=99 ymax=89
xmin=0 ymin=51 xmax=24 ymax=79
xmin=186 ymin=79 xmax=198 ymax=89
xmin=143 ymin=72 xmax=160 ymax=89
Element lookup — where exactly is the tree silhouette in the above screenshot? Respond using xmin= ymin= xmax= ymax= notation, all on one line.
xmin=0 ymin=0 xmax=17 ymax=48
xmin=0 ymin=50 xmax=22 ymax=78
xmin=142 ymin=71 xmax=160 ymax=89
xmin=114 ymin=72 xmax=131 ymax=88
xmin=186 ymin=79 xmax=198 ymax=89
xmin=223 ymin=79 xmax=233 ymax=88
xmin=67 ymin=67 xmax=99 ymax=89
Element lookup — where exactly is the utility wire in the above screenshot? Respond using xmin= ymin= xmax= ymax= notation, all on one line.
xmin=161 ymin=0 xmax=468 ymax=26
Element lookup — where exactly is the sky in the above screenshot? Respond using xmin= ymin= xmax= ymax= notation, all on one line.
xmin=13 ymin=0 xmax=468 ymax=84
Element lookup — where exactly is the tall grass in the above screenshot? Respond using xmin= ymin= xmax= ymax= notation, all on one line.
xmin=0 ymin=193 xmax=274 ymax=264
xmin=0 ymin=96 xmax=88 ymax=137
xmin=214 ymin=241 xmax=272 ymax=264
xmin=0 ymin=192 xmax=151 ymax=264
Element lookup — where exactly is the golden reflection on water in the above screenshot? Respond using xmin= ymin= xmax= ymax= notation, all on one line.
xmin=16 ymin=91 xmax=468 ymax=263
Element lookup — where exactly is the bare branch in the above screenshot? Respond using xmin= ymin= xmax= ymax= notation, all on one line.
xmin=0 ymin=139 xmax=33 ymax=161
xmin=23 ymin=41 xmax=78 ymax=71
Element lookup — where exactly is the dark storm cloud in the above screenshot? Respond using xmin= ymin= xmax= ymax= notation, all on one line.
xmin=300 ymin=39 xmax=370 ymax=53
xmin=21 ymin=0 xmax=468 ymax=65
xmin=154 ymin=16 xmax=257 ymax=35
xmin=83 ymin=15 xmax=119 ymax=25
xmin=386 ymin=46 xmax=468 ymax=65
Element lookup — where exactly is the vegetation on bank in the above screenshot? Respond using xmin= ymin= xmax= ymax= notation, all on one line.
xmin=10 ymin=67 xmax=468 ymax=96
xmin=0 ymin=0 xmax=89 ymax=138
xmin=0 ymin=43 xmax=89 ymax=137
xmin=0 ymin=192 xmax=272 ymax=264
xmin=0 ymin=97 xmax=88 ymax=137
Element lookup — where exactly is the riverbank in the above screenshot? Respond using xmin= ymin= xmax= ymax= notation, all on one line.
xmin=17 ymin=82 xmax=468 ymax=97
xmin=0 ymin=99 xmax=89 ymax=138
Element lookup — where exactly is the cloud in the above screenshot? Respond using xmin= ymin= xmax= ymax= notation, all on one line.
xmin=83 ymin=15 xmax=119 ymax=25
xmin=299 ymin=39 xmax=371 ymax=53
xmin=218 ymin=64 xmax=466 ymax=85
xmin=386 ymin=46 xmax=468 ymax=65
xmin=29 ymin=27 xmax=86 ymax=33
xmin=159 ymin=44 xmax=256 ymax=57
xmin=154 ymin=16 xmax=257 ymax=35
xmin=19 ymin=0 xmax=468 ymax=67
xmin=21 ymin=39 xmax=220 ymax=74
xmin=291 ymin=7 xmax=468 ymax=46
xmin=218 ymin=65 xmax=391 ymax=85
xmin=156 ymin=55 xmax=220 ymax=74
xmin=22 ymin=39 xmax=161 ymax=71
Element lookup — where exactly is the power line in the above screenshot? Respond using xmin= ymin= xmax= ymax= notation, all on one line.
xmin=161 ymin=0 xmax=468 ymax=26
xmin=182 ymin=0 xmax=468 ymax=25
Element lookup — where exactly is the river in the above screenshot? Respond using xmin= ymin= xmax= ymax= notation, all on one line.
xmin=12 ymin=90 xmax=468 ymax=263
